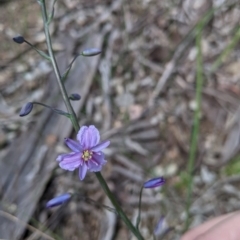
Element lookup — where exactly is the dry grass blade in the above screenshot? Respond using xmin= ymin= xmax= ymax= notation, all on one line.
xmin=0 ymin=210 xmax=55 ymax=240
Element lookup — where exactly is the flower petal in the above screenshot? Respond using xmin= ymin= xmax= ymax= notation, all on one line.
xmin=88 ymin=160 xmax=103 ymax=172
xmin=92 ymin=152 xmax=107 ymax=166
xmin=77 ymin=125 xmax=100 ymax=149
xmin=79 ymin=163 xmax=88 ymax=180
xmin=65 ymin=138 xmax=83 ymax=152
xmin=90 ymin=140 xmax=110 ymax=152
xmin=58 ymin=152 xmax=82 ymax=171
xmin=56 ymin=153 xmax=73 ymax=162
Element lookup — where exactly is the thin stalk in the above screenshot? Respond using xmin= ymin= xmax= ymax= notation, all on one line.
xmin=184 ymin=23 xmax=203 ymax=231
xmin=183 ymin=4 xmax=237 ymax=231
xmin=39 ymin=1 xmax=143 ymax=239
xmin=136 ymin=187 xmax=143 ymax=230
xmin=95 ymin=172 xmax=144 ymax=240
xmin=39 ymin=0 xmax=79 ymax=132
xmin=32 ymin=102 xmax=70 ymax=117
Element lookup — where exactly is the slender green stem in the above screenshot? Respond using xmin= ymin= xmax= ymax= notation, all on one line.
xmin=183 ymin=1 xmax=237 ymax=232
xmin=39 ymin=1 xmax=143 ymax=239
xmin=32 ymin=102 xmax=70 ymax=117
xmin=95 ymin=172 xmax=144 ymax=240
xmin=39 ymin=0 xmax=79 ymax=132
xmin=24 ymin=39 xmax=50 ymax=60
xmin=136 ymin=187 xmax=143 ymax=230
xmin=184 ymin=23 xmax=203 ymax=232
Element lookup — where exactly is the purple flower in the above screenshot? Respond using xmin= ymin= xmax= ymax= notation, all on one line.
xmin=46 ymin=193 xmax=72 ymax=208
xmin=57 ymin=125 xmax=110 ymax=180
xmin=143 ymin=177 xmax=165 ymax=189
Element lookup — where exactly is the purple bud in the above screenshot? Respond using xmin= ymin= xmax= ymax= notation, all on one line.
xmin=81 ymin=48 xmax=101 ymax=57
xmin=19 ymin=102 xmax=33 ymax=117
xmin=46 ymin=193 xmax=72 ymax=208
xmin=143 ymin=177 xmax=165 ymax=189
xmin=13 ymin=36 xmax=25 ymax=44
xmin=69 ymin=93 xmax=81 ymax=101
xmin=154 ymin=216 xmax=169 ymax=236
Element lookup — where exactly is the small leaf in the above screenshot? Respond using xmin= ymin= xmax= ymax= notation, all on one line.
xmin=19 ymin=102 xmax=33 ymax=117
xmin=81 ymin=48 xmax=102 ymax=57
xmin=13 ymin=36 xmax=25 ymax=44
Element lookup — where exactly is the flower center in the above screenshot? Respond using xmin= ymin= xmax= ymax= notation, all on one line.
xmin=82 ymin=150 xmax=93 ymax=161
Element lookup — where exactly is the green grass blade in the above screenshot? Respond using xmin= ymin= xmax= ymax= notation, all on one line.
xmin=184 ymin=20 xmax=204 ymax=232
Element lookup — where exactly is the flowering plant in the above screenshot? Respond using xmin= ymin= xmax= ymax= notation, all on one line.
xmin=57 ymin=125 xmax=110 ymax=180
xmin=15 ymin=1 xmax=165 ymax=239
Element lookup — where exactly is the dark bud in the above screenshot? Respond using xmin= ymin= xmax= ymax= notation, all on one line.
xmin=69 ymin=93 xmax=81 ymax=101
xmin=13 ymin=36 xmax=25 ymax=44
xmin=46 ymin=193 xmax=72 ymax=208
xmin=19 ymin=102 xmax=33 ymax=117
xmin=81 ymin=48 xmax=101 ymax=57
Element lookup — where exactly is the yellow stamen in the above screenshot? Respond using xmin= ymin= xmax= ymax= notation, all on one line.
xmin=82 ymin=150 xmax=92 ymax=161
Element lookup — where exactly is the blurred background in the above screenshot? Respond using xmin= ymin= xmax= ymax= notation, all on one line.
xmin=0 ymin=0 xmax=240 ymax=239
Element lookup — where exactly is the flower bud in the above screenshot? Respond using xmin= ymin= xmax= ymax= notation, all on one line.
xmin=69 ymin=93 xmax=81 ymax=101
xmin=81 ymin=48 xmax=101 ymax=57
xmin=46 ymin=193 xmax=72 ymax=208
xmin=143 ymin=177 xmax=165 ymax=189
xmin=13 ymin=36 xmax=25 ymax=44
xmin=154 ymin=216 xmax=169 ymax=236
xmin=19 ymin=102 xmax=33 ymax=117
